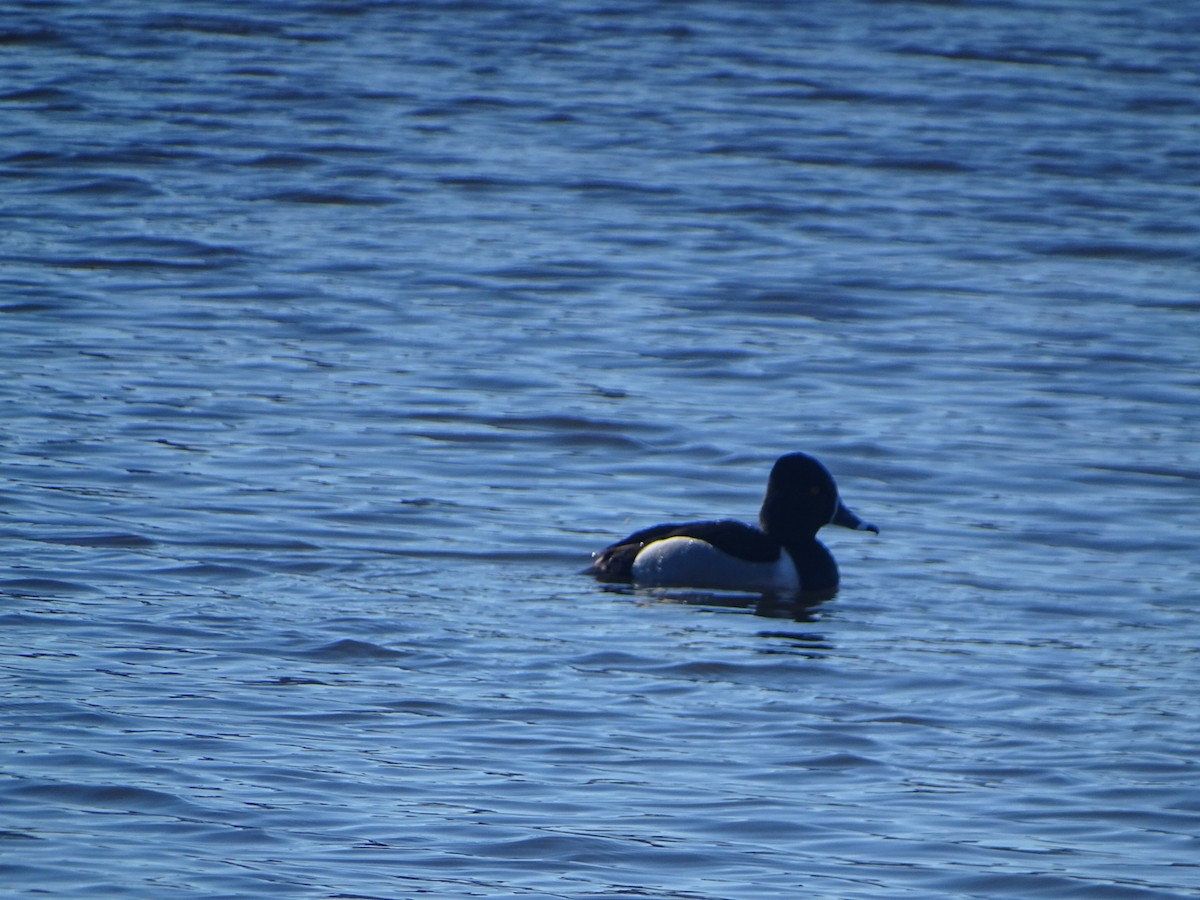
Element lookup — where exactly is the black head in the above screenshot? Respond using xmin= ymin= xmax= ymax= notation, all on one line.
xmin=759 ymin=452 xmax=878 ymax=539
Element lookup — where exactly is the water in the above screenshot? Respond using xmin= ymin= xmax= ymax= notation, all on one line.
xmin=2 ymin=1 xmax=1198 ymax=897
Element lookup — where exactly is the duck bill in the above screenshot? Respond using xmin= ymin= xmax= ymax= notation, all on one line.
xmin=830 ymin=498 xmax=879 ymax=534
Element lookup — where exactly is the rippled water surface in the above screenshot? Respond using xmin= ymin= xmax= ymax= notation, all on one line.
xmin=3 ymin=1 xmax=1199 ymax=897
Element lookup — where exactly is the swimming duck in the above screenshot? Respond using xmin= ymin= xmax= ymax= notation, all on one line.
xmin=586 ymin=452 xmax=877 ymax=598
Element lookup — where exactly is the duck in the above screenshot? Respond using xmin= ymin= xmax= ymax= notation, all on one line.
xmin=586 ymin=452 xmax=877 ymax=598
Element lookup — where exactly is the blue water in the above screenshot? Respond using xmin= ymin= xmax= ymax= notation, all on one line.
xmin=3 ymin=1 xmax=1199 ymax=897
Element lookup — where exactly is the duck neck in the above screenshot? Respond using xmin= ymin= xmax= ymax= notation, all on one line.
xmin=782 ymin=536 xmax=839 ymax=595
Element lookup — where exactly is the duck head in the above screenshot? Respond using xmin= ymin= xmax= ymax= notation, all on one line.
xmin=759 ymin=452 xmax=879 ymax=539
